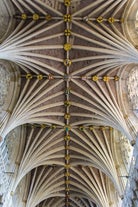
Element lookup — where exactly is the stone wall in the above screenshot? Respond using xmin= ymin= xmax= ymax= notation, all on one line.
xmin=127 ymin=67 xmax=138 ymax=118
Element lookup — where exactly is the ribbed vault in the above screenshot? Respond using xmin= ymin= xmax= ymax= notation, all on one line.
xmin=0 ymin=0 xmax=138 ymax=207
xmin=15 ymin=165 xmax=119 ymax=207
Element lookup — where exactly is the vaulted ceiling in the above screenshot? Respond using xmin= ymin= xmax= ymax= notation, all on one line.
xmin=0 ymin=0 xmax=138 ymax=207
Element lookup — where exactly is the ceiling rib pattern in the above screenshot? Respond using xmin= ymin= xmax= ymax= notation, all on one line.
xmin=0 ymin=0 xmax=137 ymax=207
xmin=11 ymin=126 xmax=121 ymax=193
xmin=22 ymin=166 xmax=115 ymax=207
xmin=0 ymin=0 xmax=136 ymax=141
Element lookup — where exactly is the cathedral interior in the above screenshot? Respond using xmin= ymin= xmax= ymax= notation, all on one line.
xmin=0 ymin=0 xmax=138 ymax=207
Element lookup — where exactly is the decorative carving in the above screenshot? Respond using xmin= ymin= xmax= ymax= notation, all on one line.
xmin=97 ymin=16 xmax=103 ymax=23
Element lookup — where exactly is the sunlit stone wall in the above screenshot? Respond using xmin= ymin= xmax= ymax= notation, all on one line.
xmin=127 ymin=67 xmax=138 ymax=118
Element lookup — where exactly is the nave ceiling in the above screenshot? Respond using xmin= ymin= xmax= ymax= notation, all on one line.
xmin=0 ymin=0 xmax=138 ymax=207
